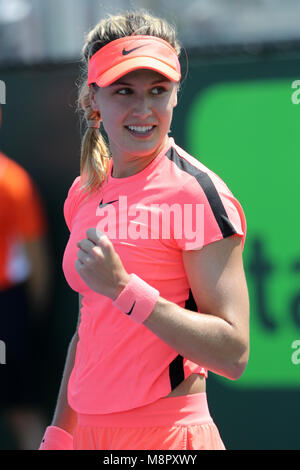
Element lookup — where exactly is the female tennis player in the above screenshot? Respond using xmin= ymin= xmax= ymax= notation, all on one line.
xmin=39 ymin=10 xmax=249 ymax=451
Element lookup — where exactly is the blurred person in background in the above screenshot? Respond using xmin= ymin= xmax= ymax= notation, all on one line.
xmin=0 ymin=105 xmax=53 ymax=449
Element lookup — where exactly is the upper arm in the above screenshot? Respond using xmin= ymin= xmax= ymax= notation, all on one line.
xmin=23 ymin=236 xmax=52 ymax=275
xmin=182 ymin=235 xmax=249 ymax=344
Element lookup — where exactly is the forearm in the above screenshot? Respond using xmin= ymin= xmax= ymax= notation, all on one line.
xmin=50 ymin=333 xmax=78 ymax=434
xmin=143 ymin=296 xmax=249 ymax=380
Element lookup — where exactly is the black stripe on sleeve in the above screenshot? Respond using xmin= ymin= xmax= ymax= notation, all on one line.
xmin=166 ymin=147 xmax=237 ymax=239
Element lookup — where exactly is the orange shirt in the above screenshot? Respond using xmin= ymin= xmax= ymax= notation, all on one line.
xmin=0 ymin=151 xmax=47 ymax=290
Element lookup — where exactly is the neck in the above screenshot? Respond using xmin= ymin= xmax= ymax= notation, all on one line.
xmin=110 ymin=136 xmax=169 ymax=178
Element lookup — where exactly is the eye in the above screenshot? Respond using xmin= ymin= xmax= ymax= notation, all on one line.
xmin=116 ymin=88 xmax=132 ymax=95
xmin=151 ymin=86 xmax=166 ymax=95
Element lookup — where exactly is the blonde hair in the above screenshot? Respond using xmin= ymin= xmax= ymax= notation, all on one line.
xmin=76 ymin=9 xmax=182 ymax=195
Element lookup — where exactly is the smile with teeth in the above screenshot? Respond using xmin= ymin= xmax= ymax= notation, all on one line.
xmin=126 ymin=125 xmax=156 ymax=134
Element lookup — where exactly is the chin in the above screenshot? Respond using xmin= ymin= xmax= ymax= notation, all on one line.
xmin=126 ymin=141 xmax=161 ymax=156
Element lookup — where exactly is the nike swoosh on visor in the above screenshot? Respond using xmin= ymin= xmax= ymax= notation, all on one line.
xmin=122 ymin=45 xmax=146 ymax=55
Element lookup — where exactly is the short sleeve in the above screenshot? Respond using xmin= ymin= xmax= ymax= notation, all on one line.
xmin=173 ymin=172 xmax=246 ymax=252
xmin=63 ymin=176 xmax=83 ymax=232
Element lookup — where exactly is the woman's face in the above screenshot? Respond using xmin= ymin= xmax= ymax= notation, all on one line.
xmin=91 ymin=69 xmax=178 ymax=162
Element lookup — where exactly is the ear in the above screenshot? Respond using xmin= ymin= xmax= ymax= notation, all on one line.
xmin=90 ymin=86 xmax=100 ymax=114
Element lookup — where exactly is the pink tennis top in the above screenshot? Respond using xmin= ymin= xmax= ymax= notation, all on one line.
xmin=63 ymin=136 xmax=246 ymax=414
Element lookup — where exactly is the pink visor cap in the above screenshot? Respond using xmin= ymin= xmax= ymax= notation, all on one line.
xmin=87 ymin=35 xmax=181 ymax=87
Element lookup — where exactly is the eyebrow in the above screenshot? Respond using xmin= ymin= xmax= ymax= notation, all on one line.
xmin=109 ymin=78 xmax=170 ymax=87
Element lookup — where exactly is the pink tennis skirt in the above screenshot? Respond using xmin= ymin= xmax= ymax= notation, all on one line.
xmin=73 ymin=392 xmax=225 ymax=450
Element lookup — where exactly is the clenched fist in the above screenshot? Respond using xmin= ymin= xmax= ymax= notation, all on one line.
xmin=75 ymin=228 xmax=130 ymax=300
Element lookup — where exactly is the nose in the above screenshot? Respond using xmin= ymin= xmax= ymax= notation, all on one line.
xmin=131 ymin=95 xmax=152 ymax=119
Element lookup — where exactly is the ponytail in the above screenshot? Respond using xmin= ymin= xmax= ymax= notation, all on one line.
xmin=77 ymin=82 xmax=110 ymax=195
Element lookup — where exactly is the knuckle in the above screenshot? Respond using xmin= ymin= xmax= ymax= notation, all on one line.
xmin=99 ymin=235 xmax=111 ymax=248
xmin=84 ymin=255 xmax=92 ymax=265
xmin=92 ymin=245 xmax=103 ymax=257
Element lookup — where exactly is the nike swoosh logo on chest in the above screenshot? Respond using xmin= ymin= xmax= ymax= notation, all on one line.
xmin=98 ymin=199 xmax=119 ymax=208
